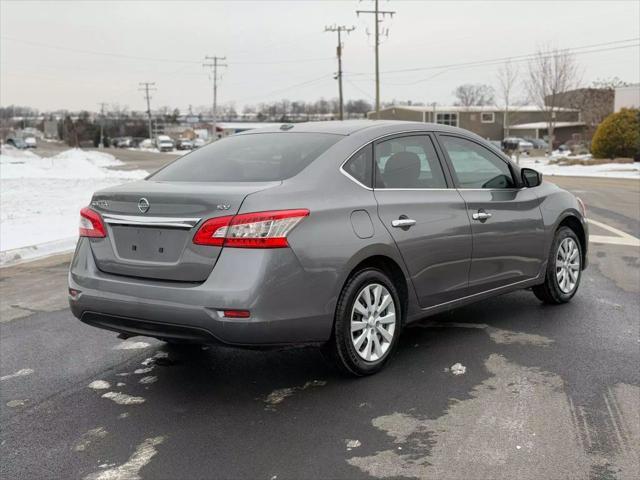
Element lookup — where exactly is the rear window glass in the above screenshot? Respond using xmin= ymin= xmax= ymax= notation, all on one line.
xmin=150 ymin=132 xmax=341 ymax=182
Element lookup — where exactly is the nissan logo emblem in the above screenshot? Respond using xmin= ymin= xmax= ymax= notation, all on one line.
xmin=138 ymin=198 xmax=150 ymax=213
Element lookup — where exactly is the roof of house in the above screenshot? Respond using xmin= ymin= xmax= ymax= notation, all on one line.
xmin=510 ymin=121 xmax=585 ymax=129
xmin=374 ymin=105 xmax=580 ymax=113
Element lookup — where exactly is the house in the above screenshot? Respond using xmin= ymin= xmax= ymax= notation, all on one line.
xmin=549 ymin=88 xmax=614 ymax=139
xmin=614 ymin=84 xmax=640 ymax=112
xmin=367 ymin=105 xmax=583 ymax=144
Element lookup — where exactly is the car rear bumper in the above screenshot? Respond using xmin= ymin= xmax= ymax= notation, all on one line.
xmin=69 ymin=238 xmax=334 ymax=346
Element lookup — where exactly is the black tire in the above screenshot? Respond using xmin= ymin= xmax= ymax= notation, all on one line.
xmin=323 ymin=268 xmax=402 ymax=376
xmin=533 ymin=226 xmax=583 ymax=304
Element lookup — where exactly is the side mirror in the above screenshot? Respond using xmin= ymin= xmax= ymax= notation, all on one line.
xmin=521 ymin=168 xmax=542 ymax=188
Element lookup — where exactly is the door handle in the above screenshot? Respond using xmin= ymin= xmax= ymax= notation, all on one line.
xmin=392 ymin=218 xmax=417 ymax=228
xmin=472 ymin=210 xmax=492 ymax=221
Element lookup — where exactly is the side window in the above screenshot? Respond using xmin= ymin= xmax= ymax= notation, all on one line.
xmin=440 ymin=136 xmax=515 ymax=189
xmin=374 ymin=135 xmax=447 ymax=189
xmin=343 ymin=145 xmax=373 ymax=188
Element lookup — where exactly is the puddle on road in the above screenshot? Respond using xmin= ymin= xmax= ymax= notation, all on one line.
xmin=348 ymin=354 xmax=591 ymax=479
xmin=262 ymin=380 xmax=327 ymax=411
xmin=84 ymin=436 xmax=165 ymax=480
xmin=73 ymin=427 xmax=107 ymax=452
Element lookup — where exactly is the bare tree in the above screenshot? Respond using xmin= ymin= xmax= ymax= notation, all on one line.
xmin=496 ymin=61 xmax=519 ymax=138
xmin=453 ymin=84 xmax=495 ymax=107
xmin=525 ymin=45 xmax=581 ymax=150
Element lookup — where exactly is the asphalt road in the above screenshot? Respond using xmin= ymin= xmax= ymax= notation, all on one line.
xmin=1 ymin=159 xmax=638 ymax=479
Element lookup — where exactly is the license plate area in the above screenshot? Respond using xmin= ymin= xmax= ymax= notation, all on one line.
xmin=111 ymin=226 xmax=188 ymax=263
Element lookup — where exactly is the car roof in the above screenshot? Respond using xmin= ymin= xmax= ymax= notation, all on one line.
xmin=236 ymin=120 xmax=468 ymax=136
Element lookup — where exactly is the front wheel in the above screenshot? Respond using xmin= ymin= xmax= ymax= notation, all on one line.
xmin=533 ymin=226 xmax=583 ymax=304
xmin=324 ymin=268 xmax=402 ymax=376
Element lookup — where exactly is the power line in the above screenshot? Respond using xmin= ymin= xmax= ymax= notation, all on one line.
xmin=325 ymin=25 xmax=356 ymax=120
xmin=233 ymin=74 xmax=333 ymax=105
xmin=0 ymin=36 xmax=333 ymax=67
xmin=203 ymin=56 xmax=227 ymax=139
xmin=376 ymin=43 xmax=640 ymax=86
xmin=346 ymin=37 xmax=640 ymax=77
xmin=356 ymin=0 xmax=396 ymax=114
xmin=138 ymin=82 xmax=156 ymax=140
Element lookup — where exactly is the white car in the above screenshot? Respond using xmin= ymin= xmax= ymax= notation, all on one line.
xmin=24 ymin=136 xmax=37 ymax=148
xmin=156 ymin=135 xmax=175 ymax=152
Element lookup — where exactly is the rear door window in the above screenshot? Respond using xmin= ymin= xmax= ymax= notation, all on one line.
xmin=374 ymin=135 xmax=447 ymax=189
xmin=151 ymin=132 xmax=341 ymax=182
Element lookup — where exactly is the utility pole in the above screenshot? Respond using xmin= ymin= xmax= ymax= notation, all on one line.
xmin=325 ymin=25 xmax=355 ymax=121
xmin=357 ymin=0 xmax=395 ymax=116
xmin=97 ymin=102 xmax=107 ymax=148
xmin=203 ymin=56 xmax=227 ymax=140
xmin=138 ymin=82 xmax=156 ymax=140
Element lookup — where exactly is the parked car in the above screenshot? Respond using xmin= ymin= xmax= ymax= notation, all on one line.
xmin=115 ymin=137 xmax=133 ymax=148
xmin=70 ymin=121 xmax=588 ymax=376
xmin=23 ymin=136 xmax=37 ymax=148
xmin=193 ymin=138 xmax=207 ymax=149
xmin=6 ymin=137 xmax=28 ymax=149
xmin=523 ymin=137 xmax=549 ymax=150
xmin=177 ymin=139 xmax=194 ymax=150
xmin=156 ymin=135 xmax=175 ymax=152
xmin=503 ymin=137 xmax=533 ymax=152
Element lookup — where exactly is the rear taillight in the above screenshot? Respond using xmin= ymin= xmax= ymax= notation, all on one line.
xmin=193 ymin=209 xmax=309 ymax=248
xmin=79 ymin=207 xmax=106 ymax=238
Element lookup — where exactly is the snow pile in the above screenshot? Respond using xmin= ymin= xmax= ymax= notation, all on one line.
xmin=518 ymin=155 xmax=640 ymax=179
xmin=1 ymin=146 xmax=148 ymax=265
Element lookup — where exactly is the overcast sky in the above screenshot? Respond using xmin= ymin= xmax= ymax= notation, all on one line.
xmin=1 ymin=0 xmax=639 ymax=112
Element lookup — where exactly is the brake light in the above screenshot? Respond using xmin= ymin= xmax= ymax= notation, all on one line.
xmin=79 ymin=207 xmax=106 ymax=238
xmin=193 ymin=209 xmax=309 ymax=248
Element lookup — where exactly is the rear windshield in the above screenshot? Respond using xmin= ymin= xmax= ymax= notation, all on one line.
xmin=150 ymin=132 xmax=341 ymax=182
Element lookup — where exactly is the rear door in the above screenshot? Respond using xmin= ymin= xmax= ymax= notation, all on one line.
xmin=436 ymin=134 xmax=545 ymax=294
xmin=373 ymin=133 xmax=472 ymax=308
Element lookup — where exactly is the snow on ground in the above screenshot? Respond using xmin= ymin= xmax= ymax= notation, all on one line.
xmin=1 ymin=146 xmax=147 ymax=265
xmin=518 ymin=155 xmax=640 ymax=179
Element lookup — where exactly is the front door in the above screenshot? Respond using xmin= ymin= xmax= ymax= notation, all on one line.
xmin=373 ymin=133 xmax=472 ymax=308
xmin=437 ymin=134 xmax=545 ymax=294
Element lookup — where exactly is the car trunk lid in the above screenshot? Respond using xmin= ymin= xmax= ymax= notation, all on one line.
xmin=88 ymin=180 xmax=279 ymax=282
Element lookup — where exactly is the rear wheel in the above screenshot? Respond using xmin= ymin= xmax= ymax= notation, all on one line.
xmin=533 ymin=226 xmax=583 ymax=304
xmin=324 ymin=268 xmax=402 ymax=376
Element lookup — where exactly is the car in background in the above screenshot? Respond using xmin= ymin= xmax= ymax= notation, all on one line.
xmin=177 ymin=139 xmax=194 ymax=150
xmin=156 ymin=135 xmax=175 ymax=152
xmin=115 ymin=137 xmax=133 ymax=148
xmin=193 ymin=138 xmax=207 ymax=149
xmin=503 ymin=137 xmax=533 ymax=153
xmin=24 ymin=136 xmax=37 ymax=148
xmin=5 ymin=137 xmax=28 ymax=149
xmin=524 ymin=137 xmax=549 ymax=150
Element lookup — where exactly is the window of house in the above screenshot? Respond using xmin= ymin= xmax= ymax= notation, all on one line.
xmin=440 ymin=136 xmax=515 ymax=189
xmin=342 ymin=145 xmax=373 ymax=188
xmin=374 ymin=135 xmax=447 ymax=189
xmin=481 ymin=112 xmax=495 ymax=123
xmin=436 ymin=113 xmax=458 ymax=127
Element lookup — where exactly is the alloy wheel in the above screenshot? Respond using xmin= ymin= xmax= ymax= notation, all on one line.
xmin=350 ymin=283 xmax=396 ymax=362
xmin=556 ymin=237 xmax=581 ymax=294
